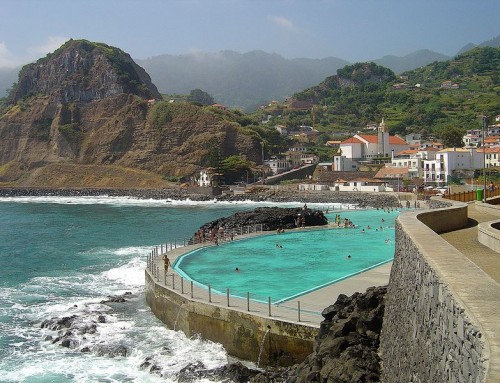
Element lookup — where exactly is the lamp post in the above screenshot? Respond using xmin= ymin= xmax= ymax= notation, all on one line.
xmin=482 ymin=115 xmax=488 ymax=202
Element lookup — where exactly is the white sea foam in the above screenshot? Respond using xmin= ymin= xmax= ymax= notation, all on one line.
xmin=103 ymin=257 xmax=146 ymax=288
xmin=0 ymin=195 xmax=357 ymax=211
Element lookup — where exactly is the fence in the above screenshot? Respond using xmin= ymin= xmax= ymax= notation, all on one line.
xmin=444 ymin=187 xmax=500 ymax=203
xmin=145 ymin=223 xmax=325 ymax=323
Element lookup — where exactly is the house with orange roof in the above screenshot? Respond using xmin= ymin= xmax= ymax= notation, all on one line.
xmin=374 ymin=167 xmax=410 ymax=191
xmin=334 ymin=119 xmax=409 ymax=171
xmin=484 ymin=147 xmax=500 ymax=168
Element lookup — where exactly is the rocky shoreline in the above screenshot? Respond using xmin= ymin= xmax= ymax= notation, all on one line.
xmin=0 ymin=187 xmax=400 ymax=208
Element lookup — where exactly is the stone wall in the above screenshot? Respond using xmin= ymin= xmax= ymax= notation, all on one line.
xmin=381 ymin=203 xmax=500 ymax=383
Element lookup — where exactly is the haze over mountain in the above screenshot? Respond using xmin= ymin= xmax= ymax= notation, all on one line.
xmin=1 ymin=35 xmax=499 ymax=112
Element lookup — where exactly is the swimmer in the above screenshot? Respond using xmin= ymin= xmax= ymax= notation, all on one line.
xmin=235 ymin=267 xmax=240 ymax=272
xmin=347 ymin=255 xmax=352 ymax=259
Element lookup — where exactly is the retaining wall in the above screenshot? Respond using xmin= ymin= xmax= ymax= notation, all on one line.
xmin=145 ymin=271 xmax=317 ymax=367
xmin=381 ymin=201 xmax=500 ymax=382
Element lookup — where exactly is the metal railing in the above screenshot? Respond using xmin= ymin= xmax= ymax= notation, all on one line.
xmin=145 ymin=223 xmax=324 ymax=323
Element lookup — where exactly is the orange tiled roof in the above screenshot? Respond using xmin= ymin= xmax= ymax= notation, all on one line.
xmin=340 ymin=137 xmax=364 ymax=144
xmin=356 ymin=134 xmax=408 ymax=145
xmin=374 ymin=167 xmax=410 ymax=179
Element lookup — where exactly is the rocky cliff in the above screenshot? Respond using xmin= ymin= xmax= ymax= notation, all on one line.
xmin=0 ymin=40 xmax=261 ymax=186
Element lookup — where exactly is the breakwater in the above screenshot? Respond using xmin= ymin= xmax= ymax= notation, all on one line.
xmin=0 ymin=187 xmax=399 ymax=207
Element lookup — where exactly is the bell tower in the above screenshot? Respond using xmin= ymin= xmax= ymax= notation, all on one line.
xmin=377 ymin=118 xmax=389 ymax=156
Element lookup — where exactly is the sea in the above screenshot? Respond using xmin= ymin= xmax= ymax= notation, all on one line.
xmin=0 ymin=195 xmax=352 ymax=383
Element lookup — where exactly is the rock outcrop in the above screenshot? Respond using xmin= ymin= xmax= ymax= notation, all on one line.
xmin=0 ymin=40 xmax=262 ymax=185
xmin=192 ymin=206 xmax=328 ymax=236
xmin=286 ymin=286 xmax=387 ymax=383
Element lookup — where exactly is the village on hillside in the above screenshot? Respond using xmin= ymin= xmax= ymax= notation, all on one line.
xmin=196 ymin=113 xmax=500 ymax=198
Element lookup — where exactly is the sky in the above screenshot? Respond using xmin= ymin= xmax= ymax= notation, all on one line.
xmin=0 ymin=0 xmax=499 ymax=68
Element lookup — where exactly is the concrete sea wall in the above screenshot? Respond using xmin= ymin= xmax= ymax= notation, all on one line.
xmin=145 ymin=272 xmax=317 ymax=367
xmin=381 ymin=202 xmax=500 ymax=383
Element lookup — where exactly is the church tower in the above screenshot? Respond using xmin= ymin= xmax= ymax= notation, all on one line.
xmin=377 ymin=118 xmax=390 ymax=157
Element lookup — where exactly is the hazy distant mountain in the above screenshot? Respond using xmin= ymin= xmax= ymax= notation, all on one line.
xmin=0 ymin=67 xmax=19 ymax=96
xmin=137 ymin=50 xmax=349 ymax=111
xmin=457 ymin=34 xmax=500 ymax=55
xmin=373 ymin=49 xmax=451 ymax=74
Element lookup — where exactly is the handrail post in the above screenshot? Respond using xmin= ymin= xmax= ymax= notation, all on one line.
xmin=227 ymin=288 xmax=230 ymax=307
xmin=247 ymin=292 xmax=250 ymax=311
xmin=172 ymin=274 xmax=175 ymax=289
xmin=298 ymin=301 xmax=301 ymax=322
xmin=181 ymin=277 xmax=184 ymax=294
xmin=268 ymin=296 xmax=272 ymax=317
xmin=190 ymin=281 xmax=193 ymax=299
xmin=209 ymin=285 xmax=212 ymax=303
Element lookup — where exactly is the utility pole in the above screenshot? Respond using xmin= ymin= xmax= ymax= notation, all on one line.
xmin=482 ymin=115 xmax=488 ymax=202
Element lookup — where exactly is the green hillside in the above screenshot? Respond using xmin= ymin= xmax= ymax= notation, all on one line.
xmin=272 ymin=47 xmax=500 ymax=137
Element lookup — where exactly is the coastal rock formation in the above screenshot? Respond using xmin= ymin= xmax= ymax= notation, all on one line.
xmin=286 ymin=286 xmax=387 ymax=383
xmin=193 ymin=206 xmax=328 ymax=235
xmin=0 ymin=39 xmax=262 ymax=185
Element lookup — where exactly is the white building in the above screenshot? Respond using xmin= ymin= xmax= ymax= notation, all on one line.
xmin=197 ymin=168 xmax=219 ymax=187
xmin=463 ymin=129 xmax=483 ymax=148
xmin=423 ymin=148 xmax=483 ymax=185
xmin=338 ymin=119 xmax=409 ymax=161
xmin=332 ymin=154 xmax=358 ymax=171
xmin=332 ymin=178 xmax=386 ymax=192
xmin=485 ymin=147 xmax=500 ymax=168
xmin=390 ymin=148 xmax=438 ymax=178
xmin=264 ymin=157 xmax=290 ymax=175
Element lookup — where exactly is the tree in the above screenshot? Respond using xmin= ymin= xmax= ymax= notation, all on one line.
xmin=438 ymin=126 xmax=465 ymax=148
xmin=220 ymin=155 xmax=252 ymax=184
xmin=186 ymin=89 xmax=214 ymax=106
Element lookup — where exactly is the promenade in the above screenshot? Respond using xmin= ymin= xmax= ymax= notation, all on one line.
xmin=440 ymin=202 xmax=500 ymax=283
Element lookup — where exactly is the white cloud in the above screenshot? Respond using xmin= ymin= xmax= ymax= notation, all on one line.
xmin=269 ymin=16 xmax=294 ymax=30
xmin=0 ymin=36 xmax=69 ymax=69
xmin=27 ymin=36 xmax=69 ymax=57
xmin=0 ymin=42 xmax=22 ymax=68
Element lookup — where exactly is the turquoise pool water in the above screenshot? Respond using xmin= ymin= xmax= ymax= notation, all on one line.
xmin=174 ymin=209 xmax=400 ymax=302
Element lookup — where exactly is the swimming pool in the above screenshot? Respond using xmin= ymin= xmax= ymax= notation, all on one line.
xmin=173 ymin=209 xmax=399 ymax=302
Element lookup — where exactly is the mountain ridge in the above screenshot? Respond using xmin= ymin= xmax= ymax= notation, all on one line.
xmin=3 ymin=33 xmax=498 ymax=110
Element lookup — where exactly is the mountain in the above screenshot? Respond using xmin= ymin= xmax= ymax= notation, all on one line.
xmin=373 ymin=49 xmax=451 ymax=74
xmin=281 ymin=47 xmax=500 ymax=135
xmin=0 ymin=40 xmax=262 ymax=187
xmin=457 ymin=34 xmax=500 ymax=55
xmin=127 ymin=48 xmax=457 ymax=110
xmin=137 ymin=50 xmax=350 ymax=111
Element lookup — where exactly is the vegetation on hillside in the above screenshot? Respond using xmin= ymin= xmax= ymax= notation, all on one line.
xmin=265 ymin=47 xmax=500 ymax=139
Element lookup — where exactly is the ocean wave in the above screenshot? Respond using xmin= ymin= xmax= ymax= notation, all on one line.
xmin=0 ymin=195 xmax=355 ymax=210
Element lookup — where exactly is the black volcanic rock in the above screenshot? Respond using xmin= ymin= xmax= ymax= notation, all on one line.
xmin=193 ymin=206 xmax=328 ymax=236
xmin=286 ymin=286 xmax=387 ymax=383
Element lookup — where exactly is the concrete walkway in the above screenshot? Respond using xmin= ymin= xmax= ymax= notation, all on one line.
xmin=440 ymin=202 xmax=500 ymax=283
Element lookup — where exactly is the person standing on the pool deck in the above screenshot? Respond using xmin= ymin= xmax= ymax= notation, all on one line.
xmin=163 ymin=254 xmax=171 ymax=273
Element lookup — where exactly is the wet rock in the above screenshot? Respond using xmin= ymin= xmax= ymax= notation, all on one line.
xmin=94 ymin=344 xmax=128 ymax=357
xmin=286 ymin=286 xmax=387 ymax=383
xmin=100 ymin=292 xmax=134 ymax=304
xmin=177 ymin=361 xmax=261 ymax=383
xmin=191 ymin=207 xmax=328 ymax=242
